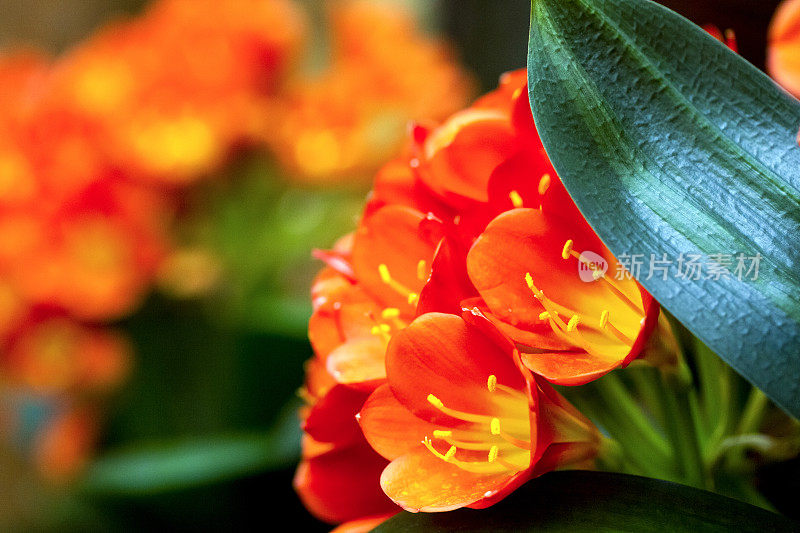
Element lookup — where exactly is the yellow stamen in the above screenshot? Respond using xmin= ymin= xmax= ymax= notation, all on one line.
xmin=567 ymin=315 xmax=580 ymax=332
xmin=444 ymin=445 xmax=457 ymax=461
xmin=433 ymin=429 xmax=452 ymax=439
xmin=607 ymin=321 xmax=635 ymax=344
xmin=490 ymin=418 xmax=501 ymax=436
xmin=378 ymin=263 xmax=392 ymax=284
xmin=509 ymin=190 xmax=524 ymax=208
xmin=488 ymin=445 xmax=499 ymax=463
xmin=487 ymin=375 xmax=497 ymax=392
xmin=378 ymin=263 xmax=419 ymax=306
xmin=561 ymin=239 xmax=574 ymax=260
xmin=381 ymin=307 xmax=400 ymax=319
xmin=538 ymin=173 xmax=551 ymax=195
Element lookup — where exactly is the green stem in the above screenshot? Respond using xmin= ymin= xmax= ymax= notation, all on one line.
xmin=737 ymin=388 xmax=769 ymax=435
xmin=656 ymin=368 xmax=710 ymax=489
xmin=594 ymin=372 xmax=671 ymax=459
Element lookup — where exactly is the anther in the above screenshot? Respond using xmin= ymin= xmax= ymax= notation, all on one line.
xmin=408 ymin=292 xmax=419 ymax=305
xmin=538 ymin=311 xmax=551 ymax=320
xmin=490 ymin=418 xmax=501 ymax=436
xmin=433 ymin=430 xmax=453 ymax=439
xmin=428 ymin=394 xmax=444 ymax=409
xmin=538 ymin=174 xmax=551 ymax=195
xmin=509 ymin=190 xmax=524 ymax=208
xmin=561 ymin=239 xmax=574 ymax=260
xmin=487 ymin=375 xmax=497 ymax=392
xmin=378 ymin=264 xmax=391 ymax=284
xmin=488 ymin=445 xmax=499 ymax=463
xmin=381 ymin=308 xmax=400 ymax=319
xmin=567 ymin=315 xmax=580 ymax=332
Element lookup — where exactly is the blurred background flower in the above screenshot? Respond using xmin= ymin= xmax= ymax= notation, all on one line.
xmin=0 ymin=0 xmax=795 ymax=531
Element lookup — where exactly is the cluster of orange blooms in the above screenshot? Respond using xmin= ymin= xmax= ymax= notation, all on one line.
xmin=295 ymin=13 xmax=800 ymax=530
xmin=0 ymin=0 xmax=471 ymax=478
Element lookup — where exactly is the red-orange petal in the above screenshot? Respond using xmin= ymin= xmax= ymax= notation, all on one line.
xmin=303 ymin=384 xmax=368 ymax=446
xmin=326 ymin=336 xmax=387 ymax=390
xmin=352 ymin=205 xmax=442 ymax=313
xmin=294 ymin=439 xmax=397 ymax=524
xmin=385 ymin=313 xmax=524 ymax=424
xmin=418 ymin=108 xmax=517 ymax=204
xmin=359 ymin=384 xmax=438 ymax=461
xmin=416 ymin=237 xmax=478 ymax=316
xmin=379 ymin=447 xmax=517 ymax=512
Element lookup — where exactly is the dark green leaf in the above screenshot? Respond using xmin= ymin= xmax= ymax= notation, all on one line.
xmin=80 ymin=401 xmax=301 ymax=496
xmin=374 ymin=471 xmax=797 ymax=532
xmin=527 ymin=0 xmax=800 ymax=417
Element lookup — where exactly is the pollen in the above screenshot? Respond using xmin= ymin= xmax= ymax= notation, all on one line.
xmin=428 ymin=393 xmax=444 ymax=409
xmin=487 ymin=374 xmax=497 ymax=392
xmin=488 ymin=445 xmax=499 ymax=463
xmin=433 ymin=430 xmax=453 ymax=438
xmin=408 ymin=292 xmax=419 ymax=305
xmin=538 ymin=173 xmax=551 ymax=196
xmin=538 ymin=311 xmax=551 ymax=320
xmin=567 ymin=315 xmax=580 ymax=332
xmin=509 ymin=190 xmax=524 ymax=208
xmin=561 ymin=239 xmax=574 ymax=260
xmin=444 ymin=445 xmax=457 ymax=461
xmin=381 ymin=307 xmax=400 ymax=319
xmin=490 ymin=418 xmax=501 ymax=436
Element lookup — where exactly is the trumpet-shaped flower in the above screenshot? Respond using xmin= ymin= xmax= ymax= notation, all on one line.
xmin=467 ymin=208 xmax=658 ymax=385
xmin=358 ymin=313 xmax=599 ymax=512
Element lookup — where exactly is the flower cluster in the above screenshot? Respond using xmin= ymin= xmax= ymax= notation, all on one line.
xmin=0 ymin=0 xmax=306 ymax=475
xmin=0 ymin=0 xmax=471 ymax=480
xmin=266 ymin=0 xmax=474 ymax=182
xmin=297 ymin=70 xmax=661 ymax=528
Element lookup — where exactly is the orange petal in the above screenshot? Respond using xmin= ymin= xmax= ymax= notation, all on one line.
xmin=352 ymin=205 xmax=441 ymax=313
xmin=359 ymin=384 xmax=438 ymax=461
xmin=326 ymin=336 xmax=387 ymax=390
xmin=386 ymin=313 xmax=524 ymax=424
xmin=331 ymin=513 xmax=397 ymax=533
xmin=380 ymin=447 xmax=517 ymax=512
xmin=520 ymin=350 xmax=623 ymax=387
xmin=419 ymin=108 xmax=517 ymax=204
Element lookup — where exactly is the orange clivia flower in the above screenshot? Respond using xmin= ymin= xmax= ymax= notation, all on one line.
xmin=466 ymin=208 xmax=658 ymax=385
xmin=769 ymin=0 xmax=800 ymax=97
xmin=358 ymin=313 xmax=599 ymax=512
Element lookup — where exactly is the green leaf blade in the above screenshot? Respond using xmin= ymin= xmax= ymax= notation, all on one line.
xmin=374 ymin=471 xmax=797 ymax=532
xmin=528 ymin=0 xmax=800 ymax=417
